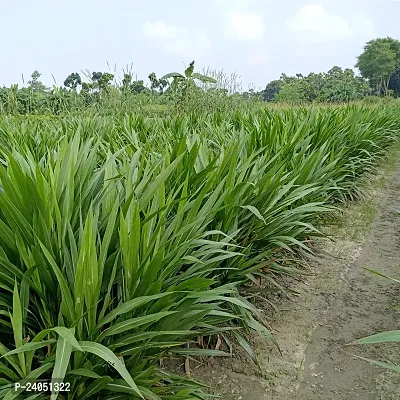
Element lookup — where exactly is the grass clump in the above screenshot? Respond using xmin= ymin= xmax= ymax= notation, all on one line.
xmin=0 ymin=104 xmax=399 ymax=398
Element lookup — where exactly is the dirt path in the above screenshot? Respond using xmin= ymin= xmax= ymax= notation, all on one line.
xmin=191 ymin=151 xmax=400 ymax=399
xmin=290 ymin=166 xmax=400 ymax=399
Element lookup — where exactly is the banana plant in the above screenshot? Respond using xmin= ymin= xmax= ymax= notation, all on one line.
xmin=162 ymin=61 xmax=217 ymax=88
xmin=161 ymin=61 xmax=217 ymax=111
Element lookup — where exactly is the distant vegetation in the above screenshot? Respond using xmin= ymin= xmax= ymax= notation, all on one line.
xmin=263 ymin=37 xmax=400 ymax=103
xmin=0 ymin=37 xmax=399 ymax=116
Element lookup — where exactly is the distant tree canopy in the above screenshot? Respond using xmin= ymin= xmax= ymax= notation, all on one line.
xmin=356 ymin=37 xmax=400 ymax=96
xmin=260 ymin=36 xmax=400 ymax=103
xmin=121 ymin=73 xmax=149 ymax=94
xmin=148 ymin=72 xmax=168 ymax=94
xmin=389 ymin=68 xmax=400 ymax=97
xmin=263 ymin=67 xmax=370 ymax=103
xmin=1 ymin=40 xmax=400 ymax=115
xmin=27 ymin=70 xmax=48 ymax=93
xmin=263 ymin=80 xmax=281 ymax=101
xmin=64 ymin=73 xmax=82 ymax=90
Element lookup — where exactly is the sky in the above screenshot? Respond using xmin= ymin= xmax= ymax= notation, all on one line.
xmin=0 ymin=0 xmax=399 ymax=91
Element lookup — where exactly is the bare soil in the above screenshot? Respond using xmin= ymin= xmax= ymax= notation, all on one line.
xmin=187 ymin=153 xmax=400 ymax=399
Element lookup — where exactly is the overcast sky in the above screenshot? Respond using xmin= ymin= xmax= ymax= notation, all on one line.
xmin=1 ymin=0 xmax=399 ymax=90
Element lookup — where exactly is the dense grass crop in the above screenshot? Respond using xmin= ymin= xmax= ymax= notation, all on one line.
xmin=0 ymin=104 xmax=399 ymax=399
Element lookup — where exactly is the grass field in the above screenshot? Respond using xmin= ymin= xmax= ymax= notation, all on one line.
xmin=0 ymin=104 xmax=399 ymax=399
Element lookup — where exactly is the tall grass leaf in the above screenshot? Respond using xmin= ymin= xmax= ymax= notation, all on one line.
xmin=37 ymin=241 xmax=75 ymax=324
xmin=354 ymin=355 xmax=400 ymax=374
xmin=0 ymin=362 xmax=19 ymax=381
xmin=11 ymin=283 xmax=26 ymax=377
xmin=81 ymin=376 xmax=113 ymax=398
xmin=100 ymin=311 xmax=178 ymax=338
xmin=50 ymin=335 xmax=72 ymax=400
xmin=352 ymin=330 xmax=400 ymax=345
xmin=0 ymin=340 xmax=56 ymax=358
xmin=363 ymin=268 xmax=400 ymax=284
xmin=97 ymin=293 xmax=171 ymax=330
xmin=50 ymin=327 xmax=82 ymax=351
xmin=240 ymin=205 xmax=266 ymax=224
xmin=78 ymin=341 xmax=143 ymax=398
xmin=66 ymin=368 xmax=102 ymax=379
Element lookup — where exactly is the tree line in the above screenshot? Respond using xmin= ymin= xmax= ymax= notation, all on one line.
xmin=0 ymin=61 xmax=223 ymax=115
xmin=0 ymin=37 xmax=399 ymax=115
xmin=262 ymin=37 xmax=400 ymax=103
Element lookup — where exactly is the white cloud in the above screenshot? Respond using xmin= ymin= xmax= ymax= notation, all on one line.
xmin=225 ymin=11 xmax=265 ymax=40
xmin=143 ymin=21 xmax=178 ymax=39
xmin=285 ymin=4 xmax=376 ymax=42
xmin=286 ymin=4 xmax=351 ymax=41
xmin=247 ymin=51 xmax=269 ymax=65
xmin=351 ymin=12 xmax=375 ymax=37
xmin=142 ymin=21 xmax=211 ymax=58
xmin=215 ymin=0 xmax=253 ymax=7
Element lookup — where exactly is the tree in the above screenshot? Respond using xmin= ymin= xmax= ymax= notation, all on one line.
xmin=64 ymin=73 xmax=82 ymax=90
xmin=147 ymin=73 xmax=167 ymax=94
xmin=356 ymin=38 xmax=398 ymax=96
xmin=389 ymin=68 xmax=400 ymax=97
xmin=373 ymin=37 xmax=400 ymax=60
xmin=27 ymin=70 xmax=48 ymax=93
xmin=121 ymin=73 xmax=148 ymax=94
xmin=122 ymin=73 xmax=132 ymax=91
xmin=91 ymin=72 xmax=103 ymax=84
xmin=320 ymin=67 xmax=369 ymax=102
xmin=262 ymin=80 xmax=281 ymax=101
xmin=80 ymin=71 xmax=115 ymax=104
xmin=274 ymin=72 xmax=320 ymax=103
xmin=131 ymin=80 xmax=148 ymax=94
xmin=273 ymin=66 xmax=370 ymax=103
xmin=377 ymin=38 xmax=400 ymax=97
xmin=274 ymin=79 xmax=306 ymax=103
xmin=91 ymin=72 xmax=114 ymax=91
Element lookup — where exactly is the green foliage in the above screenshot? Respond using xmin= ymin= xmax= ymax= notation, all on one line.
xmin=3 ymin=36 xmax=400 ymax=116
xmin=263 ymin=37 xmax=400 ymax=103
xmin=64 ymin=73 xmax=82 ymax=91
xmin=272 ymin=67 xmax=370 ymax=104
xmin=121 ymin=74 xmax=149 ymax=96
xmin=27 ymin=71 xmax=48 ymax=93
xmin=91 ymin=72 xmax=114 ymax=91
xmin=356 ymin=37 xmax=400 ymax=96
xmin=389 ymin=67 xmax=400 ymax=97
xmin=274 ymin=77 xmax=306 ymax=103
xmin=148 ymin=72 xmax=167 ymax=94
xmin=160 ymin=61 xmax=218 ymax=113
xmin=0 ymin=35 xmax=399 ymax=398
xmin=320 ymin=67 xmax=370 ymax=102
xmin=0 ymin=119 xmax=257 ymax=398
xmin=262 ymin=80 xmax=281 ymax=101
xmin=78 ymin=71 xmax=116 ymax=106
xmin=0 ymin=105 xmax=399 ymax=397
xmin=0 ymin=36 xmax=399 ymax=117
